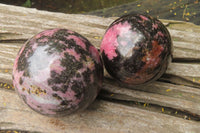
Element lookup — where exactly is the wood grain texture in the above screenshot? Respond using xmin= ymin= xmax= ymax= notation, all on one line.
xmin=0 ymin=3 xmax=200 ymax=133
xmin=0 ymin=88 xmax=200 ymax=133
xmin=102 ymin=80 xmax=200 ymax=116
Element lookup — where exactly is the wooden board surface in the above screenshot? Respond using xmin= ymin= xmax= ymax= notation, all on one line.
xmin=0 ymin=3 xmax=200 ymax=133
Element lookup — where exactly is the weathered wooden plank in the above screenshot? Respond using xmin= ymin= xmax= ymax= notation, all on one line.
xmin=162 ymin=63 xmax=200 ymax=87
xmin=105 ymin=78 xmax=200 ymax=103
xmin=0 ymin=4 xmax=199 ymax=98
xmin=1 ymin=5 xmax=200 ymax=61
xmin=167 ymin=63 xmax=200 ymax=77
xmin=0 ymin=3 xmax=200 ymax=132
xmin=173 ymin=41 xmax=200 ymax=60
xmin=101 ymin=79 xmax=200 ymax=117
xmin=0 ymin=88 xmax=199 ymax=133
xmin=0 ymin=3 xmax=200 ymax=109
xmin=1 ymin=41 xmax=200 ymax=88
xmin=2 ymin=43 xmax=200 ymax=78
xmin=1 ymin=42 xmax=200 ymax=117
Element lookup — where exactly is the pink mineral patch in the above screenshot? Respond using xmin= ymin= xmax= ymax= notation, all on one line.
xmin=56 ymin=86 xmax=82 ymax=107
xmin=66 ymin=48 xmax=81 ymax=61
xmin=38 ymin=38 xmax=49 ymax=43
xmin=157 ymin=31 xmax=164 ymax=37
xmin=100 ymin=21 xmax=131 ymax=60
xmin=50 ymin=59 xmax=65 ymax=75
xmin=154 ymin=31 xmax=165 ymax=39
xmin=140 ymin=15 xmax=149 ymax=21
xmin=35 ymin=29 xmax=59 ymax=39
xmin=67 ymin=30 xmax=75 ymax=34
xmin=152 ymin=23 xmax=158 ymax=29
xmin=89 ymin=46 xmax=101 ymax=64
xmin=67 ymin=35 xmax=86 ymax=50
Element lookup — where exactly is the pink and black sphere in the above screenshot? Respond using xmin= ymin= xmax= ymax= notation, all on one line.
xmin=13 ymin=29 xmax=103 ymax=116
xmin=100 ymin=14 xmax=173 ymax=85
xmin=12 ymin=13 xmax=172 ymax=116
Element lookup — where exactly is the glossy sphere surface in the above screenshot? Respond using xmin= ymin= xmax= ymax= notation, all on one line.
xmin=13 ymin=29 xmax=103 ymax=116
xmin=100 ymin=14 xmax=172 ymax=85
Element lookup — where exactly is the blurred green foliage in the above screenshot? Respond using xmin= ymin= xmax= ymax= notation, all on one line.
xmin=22 ymin=0 xmax=31 ymax=8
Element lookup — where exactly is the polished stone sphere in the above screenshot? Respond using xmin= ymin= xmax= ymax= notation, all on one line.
xmin=100 ymin=14 xmax=172 ymax=85
xmin=13 ymin=29 xmax=103 ymax=116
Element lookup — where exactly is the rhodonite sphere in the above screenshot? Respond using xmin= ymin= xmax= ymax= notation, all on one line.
xmin=13 ymin=29 xmax=103 ymax=116
xmin=100 ymin=14 xmax=172 ymax=85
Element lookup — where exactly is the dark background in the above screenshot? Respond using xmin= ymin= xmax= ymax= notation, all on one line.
xmin=0 ymin=0 xmax=200 ymax=25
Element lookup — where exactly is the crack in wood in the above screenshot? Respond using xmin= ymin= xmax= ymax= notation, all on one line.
xmin=0 ymin=129 xmax=40 ymax=133
xmin=98 ymin=92 xmax=200 ymax=121
xmin=0 ymin=39 xmax=27 ymax=43
xmin=172 ymin=58 xmax=200 ymax=63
